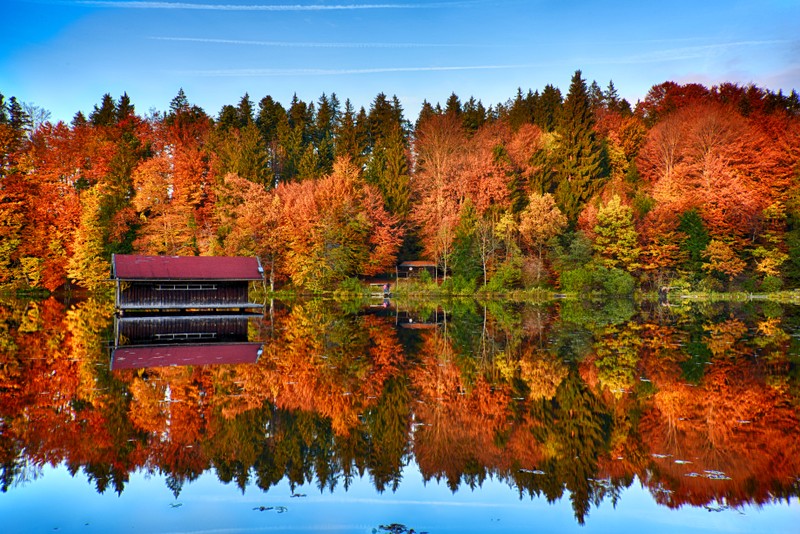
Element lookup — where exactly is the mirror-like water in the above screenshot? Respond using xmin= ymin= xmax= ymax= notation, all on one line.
xmin=0 ymin=296 xmax=798 ymax=533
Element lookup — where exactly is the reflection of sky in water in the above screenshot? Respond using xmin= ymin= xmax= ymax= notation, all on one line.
xmin=2 ymin=463 xmax=796 ymax=534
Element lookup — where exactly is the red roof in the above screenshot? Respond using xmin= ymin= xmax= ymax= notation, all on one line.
xmin=111 ymin=343 xmax=263 ymax=370
xmin=112 ymin=254 xmax=263 ymax=280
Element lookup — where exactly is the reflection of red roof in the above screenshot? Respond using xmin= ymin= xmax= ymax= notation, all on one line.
xmin=112 ymin=255 xmax=263 ymax=280
xmin=399 ymin=323 xmax=439 ymax=329
xmin=111 ymin=343 xmax=263 ymax=370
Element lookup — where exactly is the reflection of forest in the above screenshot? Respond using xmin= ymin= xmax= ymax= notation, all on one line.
xmin=1 ymin=296 xmax=798 ymax=524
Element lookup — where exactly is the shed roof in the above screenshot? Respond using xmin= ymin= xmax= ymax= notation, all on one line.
xmin=111 ymin=343 xmax=263 ymax=370
xmin=112 ymin=254 xmax=263 ymax=281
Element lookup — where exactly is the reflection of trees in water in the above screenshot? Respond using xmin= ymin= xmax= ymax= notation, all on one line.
xmin=0 ymin=296 xmax=798 ymax=525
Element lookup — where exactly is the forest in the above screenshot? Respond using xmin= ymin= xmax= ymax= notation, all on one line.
xmin=1 ymin=71 xmax=800 ymax=294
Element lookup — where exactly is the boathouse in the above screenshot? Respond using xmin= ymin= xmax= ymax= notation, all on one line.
xmin=111 ymin=254 xmax=264 ymax=313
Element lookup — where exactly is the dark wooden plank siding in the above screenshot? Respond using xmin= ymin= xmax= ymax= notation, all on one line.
xmin=117 ymin=315 xmax=251 ymax=345
xmin=118 ymin=281 xmax=254 ymax=310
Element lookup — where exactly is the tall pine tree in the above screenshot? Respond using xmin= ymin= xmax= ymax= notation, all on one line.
xmin=554 ymin=70 xmax=608 ymax=223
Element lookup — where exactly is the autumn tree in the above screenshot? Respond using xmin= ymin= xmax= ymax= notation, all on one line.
xmin=217 ymin=173 xmax=284 ymax=290
xmin=593 ymin=195 xmax=640 ymax=272
xmin=519 ymin=192 xmax=567 ymax=260
xmin=279 ymin=157 xmax=402 ymax=289
xmin=702 ymin=239 xmax=746 ymax=282
xmin=411 ymin=113 xmax=466 ymax=277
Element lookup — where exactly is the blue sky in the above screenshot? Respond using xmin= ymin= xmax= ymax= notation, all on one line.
xmin=2 ymin=0 xmax=799 ymax=124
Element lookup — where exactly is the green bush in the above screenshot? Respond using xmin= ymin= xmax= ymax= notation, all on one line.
xmin=442 ymin=275 xmax=476 ymax=295
xmin=596 ymin=266 xmax=635 ymax=295
xmin=486 ymin=257 xmax=522 ymax=292
xmin=560 ymin=266 xmax=594 ymax=293
xmin=560 ymin=264 xmax=634 ymax=295
xmin=697 ymin=275 xmax=724 ymax=293
xmin=761 ymin=275 xmax=784 ymax=293
xmin=418 ymin=269 xmax=432 ymax=284
xmin=335 ymin=277 xmax=366 ymax=295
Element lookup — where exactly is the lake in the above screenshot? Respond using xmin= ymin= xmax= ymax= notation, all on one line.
xmin=0 ymin=295 xmax=798 ymax=533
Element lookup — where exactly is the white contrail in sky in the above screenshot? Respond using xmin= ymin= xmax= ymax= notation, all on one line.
xmin=591 ymin=40 xmax=792 ymax=65
xmin=72 ymin=1 xmax=466 ymax=10
xmin=173 ymin=64 xmax=541 ymax=76
xmin=151 ymin=36 xmax=470 ymax=48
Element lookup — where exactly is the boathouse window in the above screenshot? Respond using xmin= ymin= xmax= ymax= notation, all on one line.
xmin=155 ymin=283 xmax=218 ymax=291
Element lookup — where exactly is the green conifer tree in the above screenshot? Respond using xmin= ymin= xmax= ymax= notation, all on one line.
xmin=554 ymin=70 xmax=608 ymax=223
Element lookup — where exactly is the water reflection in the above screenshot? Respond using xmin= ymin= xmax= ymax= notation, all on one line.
xmin=111 ymin=314 xmax=263 ymax=369
xmin=0 ymin=296 xmax=798 ymax=528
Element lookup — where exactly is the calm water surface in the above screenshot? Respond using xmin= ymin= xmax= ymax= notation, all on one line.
xmin=0 ymin=296 xmax=798 ymax=533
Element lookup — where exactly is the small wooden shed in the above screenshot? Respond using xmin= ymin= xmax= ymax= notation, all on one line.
xmin=395 ymin=260 xmax=438 ymax=282
xmin=111 ymin=254 xmax=264 ymax=313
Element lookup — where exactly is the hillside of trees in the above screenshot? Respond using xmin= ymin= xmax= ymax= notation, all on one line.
xmin=1 ymin=72 xmax=799 ymax=294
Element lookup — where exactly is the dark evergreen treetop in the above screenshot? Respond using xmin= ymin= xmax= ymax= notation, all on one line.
xmin=116 ymin=92 xmax=135 ymax=123
xmin=536 ymin=84 xmax=563 ymax=132
xmin=461 ymin=97 xmax=487 ymax=133
xmin=445 ymin=92 xmax=462 ymax=116
xmin=89 ymin=93 xmax=117 ymax=127
xmin=415 ymin=99 xmax=436 ymax=130
xmin=256 ymin=95 xmax=286 ymax=144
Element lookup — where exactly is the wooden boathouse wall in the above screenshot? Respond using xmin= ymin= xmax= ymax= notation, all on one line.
xmin=112 ymin=254 xmax=264 ymax=312
xmin=117 ymin=281 xmax=252 ymax=311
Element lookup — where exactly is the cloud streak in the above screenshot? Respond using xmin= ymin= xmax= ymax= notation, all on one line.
xmin=70 ymin=1 xmax=466 ymax=11
xmin=591 ymin=40 xmax=793 ymax=65
xmin=151 ymin=36 xmax=471 ymax=48
xmin=172 ymin=64 xmax=541 ymax=77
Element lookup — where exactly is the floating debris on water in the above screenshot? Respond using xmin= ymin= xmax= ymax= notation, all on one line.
xmin=704 ymin=504 xmax=729 ymax=513
xmin=652 ymin=453 xmax=672 ymax=459
xmin=253 ymin=506 xmax=288 ymax=513
xmin=519 ymin=468 xmax=546 ymax=475
xmin=704 ymin=470 xmax=732 ymax=480
xmin=674 ymin=460 xmax=693 ymax=464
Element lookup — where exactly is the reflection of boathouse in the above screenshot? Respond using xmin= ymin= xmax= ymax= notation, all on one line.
xmin=395 ymin=307 xmax=444 ymax=329
xmin=111 ymin=314 xmax=263 ymax=370
xmin=111 ymin=254 xmax=264 ymax=313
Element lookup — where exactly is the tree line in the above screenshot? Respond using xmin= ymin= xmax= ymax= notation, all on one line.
xmin=1 ymin=72 xmax=799 ymax=293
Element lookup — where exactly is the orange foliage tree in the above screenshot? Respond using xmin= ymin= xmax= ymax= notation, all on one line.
xmin=277 ymin=157 xmax=402 ymax=290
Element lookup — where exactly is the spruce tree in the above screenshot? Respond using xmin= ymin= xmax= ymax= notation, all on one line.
xmin=365 ymin=127 xmax=411 ymax=219
xmin=89 ymin=93 xmax=116 ymax=127
xmin=0 ymin=93 xmax=7 ymax=124
xmin=116 ymin=92 xmax=135 ymax=123
xmin=461 ymin=97 xmax=486 ymax=133
xmin=445 ymin=92 xmax=462 ymax=116
xmin=554 ymin=70 xmax=608 ymax=223
xmin=237 ymin=93 xmax=254 ymax=126
xmin=535 ymin=84 xmax=563 ymax=132
xmin=415 ymin=100 xmax=436 ymax=130
xmin=256 ymin=95 xmax=285 ymax=144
